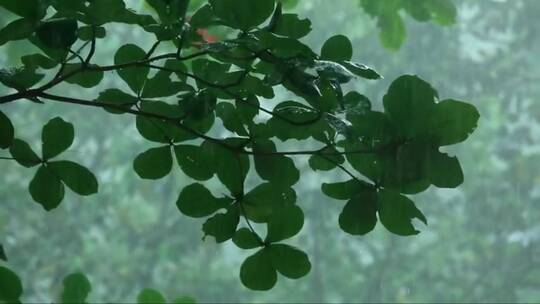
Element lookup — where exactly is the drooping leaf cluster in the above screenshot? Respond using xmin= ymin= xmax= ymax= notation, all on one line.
xmin=358 ymin=0 xmax=457 ymax=49
xmin=0 ymin=0 xmax=477 ymax=291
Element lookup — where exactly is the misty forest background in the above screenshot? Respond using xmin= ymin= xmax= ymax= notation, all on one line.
xmin=1 ymin=0 xmax=539 ymax=302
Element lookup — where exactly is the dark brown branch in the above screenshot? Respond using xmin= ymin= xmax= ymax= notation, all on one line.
xmin=23 ymin=92 xmax=383 ymax=159
xmin=36 ymin=92 xmax=230 ymax=150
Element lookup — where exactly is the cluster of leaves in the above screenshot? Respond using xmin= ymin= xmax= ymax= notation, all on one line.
xmin=358 ymin=0 xmax=457 ymax=49
xmin=7 ymin=117 xmax=98 ymax=210
xmin=0 ymin=0 xmax=478 ymax=292
xmin=0 ymin=265 xmax=195 ymax=303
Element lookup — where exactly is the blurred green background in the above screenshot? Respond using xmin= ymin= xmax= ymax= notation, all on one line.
xmin=1 ymin=0 xmax=539 ymax=302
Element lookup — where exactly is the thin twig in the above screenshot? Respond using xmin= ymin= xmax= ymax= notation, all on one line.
xmin=145 ymin=41 xmax=161 ymax=59
xmin=318 ymin=154 xmax=375 ymax=188
xmin=84 ymin=27 xmax=97 ymax=66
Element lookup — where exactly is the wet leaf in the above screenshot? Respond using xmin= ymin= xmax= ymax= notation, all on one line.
xmin=61 ymin=273 xmax=92 ymax=304
xmin=36 ymin=18 xmax=78 ymax=49
xmin=48 ymin=161 xmax=98 ymax=196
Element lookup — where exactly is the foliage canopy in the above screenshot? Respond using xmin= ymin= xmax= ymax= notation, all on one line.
xmin=0 ymin=0 xmax=476 ymax=298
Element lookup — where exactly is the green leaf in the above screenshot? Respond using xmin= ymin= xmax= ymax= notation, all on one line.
xmin=0 ymin=266 xmax=22 ymax=303
xmin=0 ymin=18 xmax=37 ymax=46
xmin=36 ymin=18 xmax=78 ymax=49
xmin=141 ymin=61 xmax=191 ymax=98
xmin=146 ymin=0 xmax=188 ymax=23
xmin=9 ymin=139 xmax=41 ymax=167
xmin=377 ymin=190 xmax=427 ymax=236
xmin=0 ymin=244 xmax=6 ymax=261
xmin=308 ymin=147 xmax=344 ymax=171
xmin=281 ymin=0 xmax=299 ymax=9
xmin=429 ymin=99 xmax=480 ymax=146
xmin=191 ymin=59 xmax=231 ymax=87
xmin=383 ymin=139 xmax=432 ymax=192
xmin=144 ymin=22 xmax=184 ymax=41
xmin=96 ymin=89 xmax=138 ymax=114
xmin=314 ymin=60 xmax=355 ymax=84
xmin=176 ymin=183 xmax=231 ymax=218
xmin=325 ymin=113 xmax=349 ymax=136
xmin=0 ymin=67 xmax=44 ymax=90
xmin=266 ymin=204 xmax=304 ymax=243
xmin=256 ymin=31 xmax=317 ymax=59
xmin=340 ymin=61 xmax=382 ymax=80
xmin=85 ymin=0 xmax=128 ymax=25
xmin=209 ymin=0 xmax=275 ymax=30
xmin=282 ymin=70 xmax=321 ymax=98
xmin=267 ymin=1 xmax=282 ymax=32
xmin=216 ymin=103 xmax=248 ymax=136
xmin=0 ymin=111 xmax=14 ymax=149
xmin=137 ymin=288 xmax=166 ymax=304
xmin=253 ymin=140 xmax=299 ymax=187
xmin=314 ymin=79 xmax=341 ymax=112
xmin=174 ymin=145 xmax=214 ymax=181
xmin=273 ymin=14 xmax=311 ymax=39
xmin=0 ymin=0 xmax=45 ymax=19
xmin=236 ymin=95 xmax=260 ymax=122
xmin=29 ymin=165 xmax=65 ymax=211
xmin=428 ymin=150 xmax=464 ymax=188
xmin=232 ymin=228 xmax=262 ymax=249
xmin=136 ymin=100 xmax=192 ymax=143
xmin=348 ymin=138 xmax=432 ymax=194
xmin=266 ymin=101 xmax=325 ymax=140
xmin=342 ymin=91 xmax=372 ymax=116
xmin=41 ymin=117 xmax=74 ymax=160
xmin=21 ymin=54 xmax=57 ymax=70
xmin=113 ymin=7 xmax=156 ymax=26
xmin=402 ymin=0 xmax=431 ymax=22
xmin=29 ymin=35 xmax=69 ymax=62
xmin=240 ymin=249 xmax=277 ymax=291
xmin=61 ymin=273 xmax=92 ymax=304
xmin=320 ymin=35 xmax=353 ymax=61
xmin=201 ymin=139 xmax=249 ymax=197
xmin=179 ymin=90 xmax=217 ymax=120
xmin=243 ymin=184 xmax=296 ymax=223
xmin=383 ymin=75 xmax=438 ymax=138
xmin=425 ymin=0 xmax=457 ymax=25
xmin=50 ymin=0 xmax=86 ymax=16
xmin=202 ymin=206 xmax=240 ymax=243
xmin=378 ymin=13 xmax=406 ymax=50
xmin=322 ymin=179 xmax=372 ymax=201
xmin=141 ymin=79 xmax=190 ymax=99
xmin=78 ymin=26 xmax=106 ymax=41
xmin=346 ymin=110 xmax=396 ymax=148
xmin=114 ymin=44 xmax=149 ymax=94
xmin=63 ymin=64 xmax=104 ymax=88
xmin=268 ymin=244 xmax=311 ymax=279
xmin=189 ymin=4 xmax=216 ymax=28
xmin=344 ymin=145 xmax=386 ymax=186
xmin=48 ymin=161 xmax=98 ymax=196
xmin=339 ymin=190 xmax=378 ymax=235
xmin=133 ymin=146 xmax=173 ymax=180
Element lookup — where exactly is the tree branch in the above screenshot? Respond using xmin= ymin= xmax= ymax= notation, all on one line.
xmin=25 ymin=92 xmax=383 ymax=159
